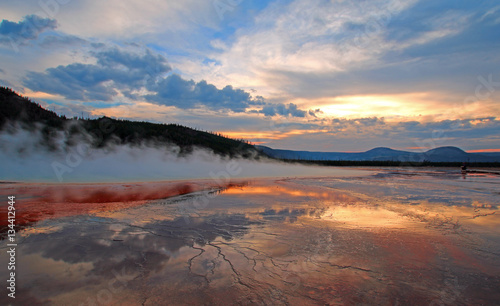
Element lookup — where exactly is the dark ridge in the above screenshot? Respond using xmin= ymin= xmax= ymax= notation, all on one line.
xmin=0 ymin=86 xmax=262 ymax=158
xmin=258 ymin=144 xmax=500 ymax=163
xmin=365 ymin=147 xmax=395 ymax=153
xmin=0 ymin=86 xmax=64 ymax=129
xmin=425 ymin=146 xmax=467 ymax=155
xmin=275 ymin=158 xmax=500 ymax=168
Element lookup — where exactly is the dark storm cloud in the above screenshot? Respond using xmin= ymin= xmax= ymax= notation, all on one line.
xmin=0 ymin=14 xmax=57 ymax=45
xmin=23 ymin=47 xmax=172 ymax=101
xmin=39 ymin=34 xmax=87 ymax=47
xmin=22 ymin=43 xmax=309 ymax=115
xmin=145 ymin=74 xmax=266 ymax=112
xmin=259 ymin=103 xmax=307 ymax=117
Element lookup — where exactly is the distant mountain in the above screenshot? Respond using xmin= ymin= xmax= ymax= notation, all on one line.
xmin=0 ymin=86 xmax=261 ymax=158
xmin=256 ymin=145 xmax=500 ymax=163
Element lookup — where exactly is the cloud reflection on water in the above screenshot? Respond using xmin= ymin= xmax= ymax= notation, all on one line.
xmin=0 ymin=170 xmax=499 ymax=304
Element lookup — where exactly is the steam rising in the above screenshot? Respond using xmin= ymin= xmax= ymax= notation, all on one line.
xmin=0 ymin=123 xmax=362 ymax=183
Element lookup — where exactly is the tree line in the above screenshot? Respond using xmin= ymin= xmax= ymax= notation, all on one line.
xmin=0 ymin=86 xmax=260 ymax=158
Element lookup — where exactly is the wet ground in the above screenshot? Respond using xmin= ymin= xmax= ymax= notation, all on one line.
xmin=1 ymin=168 xmax=499 ymax=305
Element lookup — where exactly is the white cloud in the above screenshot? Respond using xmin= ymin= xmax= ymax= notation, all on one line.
xmin=191 ymin=0 xmax=419 ymax=98
xmin=0 ymin=0 xmax=220 ymax=39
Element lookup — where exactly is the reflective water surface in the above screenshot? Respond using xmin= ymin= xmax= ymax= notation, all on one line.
xmin=1 ymin=168 xmax=499 ymax=305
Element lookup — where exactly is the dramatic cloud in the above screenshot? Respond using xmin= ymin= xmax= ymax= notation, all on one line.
xmin=2 ymin=1 xmax=500 ymax=151
xmin=204 ymin=0 xmax=500 ymax=105
xmin=39 ymin=34 xmax=87 ymax=48
xmin=21 ymin=45 xmax=273 ymax=113
xmin=249 ymin=116 xmax=500 ymax=152
xmin=201 ymin=0 xmax=417 ymax=92
xmin=259 ymin=103 xmax=307 ymax=117
xmin=0 ymin=14 xmax=57 ymax=46
xmin=145 ymin=74 xmax=267 ymax=112
xmin=22 ymin=44 xmax=307 ymax=115
xmin=23 ymin=47 xmax=172 ymax=101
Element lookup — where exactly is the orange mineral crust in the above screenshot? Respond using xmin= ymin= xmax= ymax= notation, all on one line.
xmin=0 ymin=169 xmax=499 ymax=305
xmin=0 ymin=180 xmax=247 ymax=232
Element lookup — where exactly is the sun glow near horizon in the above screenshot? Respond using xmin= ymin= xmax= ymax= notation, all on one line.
xmin=296 ymin=92 xmax=496 ymax=121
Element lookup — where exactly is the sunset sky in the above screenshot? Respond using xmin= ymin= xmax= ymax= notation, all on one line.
xmin=1 ymin=0 xmax=499 ymax=152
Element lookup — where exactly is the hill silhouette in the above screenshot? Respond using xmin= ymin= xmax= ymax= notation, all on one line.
xmin=257 ymin=145 xmax=500 ymax=163
xmin=0 ymin=86 xmax=63 ymax=127
xmin=0 ymin=86 xmax=260 ymax=158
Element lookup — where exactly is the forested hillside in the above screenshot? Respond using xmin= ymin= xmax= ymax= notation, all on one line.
xmin=0 ymin=86 xmax=260 ymax=158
